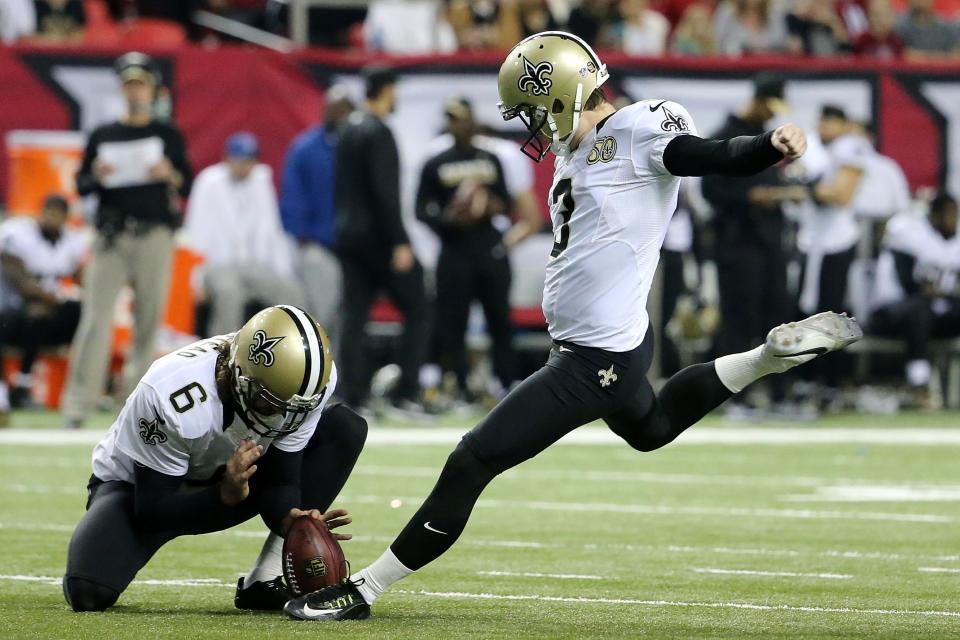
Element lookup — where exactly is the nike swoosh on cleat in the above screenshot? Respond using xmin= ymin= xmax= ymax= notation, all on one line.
xmin=649 ymin=100 xmax=667 ymax=112
xmin=423 ymin=521 xmax=448 ymax=535
xmin=301 ymin=604 xmax=343 ymax=617
xmin=774 ymin=347 xmax=830 ymax=358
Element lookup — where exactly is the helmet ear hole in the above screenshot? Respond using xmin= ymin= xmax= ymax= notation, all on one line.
xmin=552 ymin=98 xmax=564 ymax=114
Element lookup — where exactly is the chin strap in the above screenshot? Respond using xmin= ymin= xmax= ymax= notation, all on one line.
xmin=550 ymin=82 xmax=585 ymax=157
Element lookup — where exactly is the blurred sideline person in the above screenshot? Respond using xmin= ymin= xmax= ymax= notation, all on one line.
xmin=797 ymin=105 xmax=868 ymax=318
xmin=846 ymin=121 xmax=911 ymax=322
xmin=62 ymin=52 xmax=192 ymax=430
xmin=184 ymin=132 xmax=303 ymax=336
xmin=334 ymin=67 xmax=430 ymax=411
xmin=286 ymin=31 xmax=861 ymax=622
xmin=426 ymin=117 xmax=543 ymax=254
xmin=658 ymin=185 xmax=699 ymax=378
xmin=701 ymin=75 xmax=803 ymax=407
xmin=416 ymin=98 xmax=518 ymax=400
xmin=63 ymin=306 xmax=366 ymax=612
xmin=280 ymin=86 xmax=355 ymax=351
xmin=850 ymin=122 xmax=910 ymax=226
xmin=870 ymin=193 xmax=960 ymax=405
xmin=792 ymin=105 xmax=870 ymax=405
xmin=0 ymin=195 xmax=87 ymax=418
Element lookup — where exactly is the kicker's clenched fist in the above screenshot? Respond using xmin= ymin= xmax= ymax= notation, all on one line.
xmin=771 ymin=123 xmax=807 ymax=159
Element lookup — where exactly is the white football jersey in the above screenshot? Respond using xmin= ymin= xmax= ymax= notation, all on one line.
xmin=542 ymin=100 xmax=697 ymax=352
xmin=872 ymin=212 xmax=960 ymax=310
xmin=797 ymin=133 xmax=870 ymax=255
xmin=92 ymin=335 xmax=337 ymax=483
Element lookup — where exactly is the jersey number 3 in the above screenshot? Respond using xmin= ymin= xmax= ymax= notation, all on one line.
xmin=550 ymin=178 xmax=575 ymax=258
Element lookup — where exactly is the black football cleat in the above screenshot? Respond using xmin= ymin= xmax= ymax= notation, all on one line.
xmin=283 ymin=579 xmax=371 ymax=621
xmin=234 ymin=576 xmax=291 ymax=611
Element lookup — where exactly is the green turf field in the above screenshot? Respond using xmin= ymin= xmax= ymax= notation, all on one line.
xmin=1 ymin=411 xmax=959 ymax=639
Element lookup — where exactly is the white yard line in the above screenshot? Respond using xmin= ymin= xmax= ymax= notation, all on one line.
xmin=338 ymin=494 xmax=958 ymax=524
xmin=5 ymin=520 xmax=957 ymax=565
xmin=5 ymin=427 xmax=960 ymax=446
xmin=918 ymin=567 xmax=960 ymax=574
xmin=477 ymin=571 xmax=603 ymax=580
xmin=5 ymin=574 xmax=957 ymax=619
xmin=394 ymin=589 xmax=960 ymax=618
xmin=8 ymin=484 xmax=83 ymax=496
xmin=782 ymin=485 xmax=960 ymax=503
xmin=0 ymin=574 xmax=232 ymax=588
xmin=693 ymin=568 xmax=852 ymax=579
xmin=356 ymin=465 xmax=833 ymax=488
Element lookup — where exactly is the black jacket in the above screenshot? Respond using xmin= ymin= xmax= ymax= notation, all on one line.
xmin=334 ymin=111 xmax=408 ymax=256
xmin=700 ymin=114 xmax=785 ymax=250
xmin=76 ymin=120 xmax=192 ymax=232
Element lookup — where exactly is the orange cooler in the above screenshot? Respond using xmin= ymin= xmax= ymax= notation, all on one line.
xmin=6 ymin=130 xmax=85 ymax=215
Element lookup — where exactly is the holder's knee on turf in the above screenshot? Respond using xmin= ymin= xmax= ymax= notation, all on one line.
xmin=63 ymin=576 xmax=119 ymax=612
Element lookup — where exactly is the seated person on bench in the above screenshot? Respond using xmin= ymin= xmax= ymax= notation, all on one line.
xmin=0 ymin=194 xmax=87 ymax=415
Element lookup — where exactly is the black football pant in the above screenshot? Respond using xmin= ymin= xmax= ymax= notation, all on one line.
xmin=389 ymin=332 xmax=733 ymax=570
xmin=434 ymin=246 xmax=515 ymax=392
xmin=0 ymin=301 xmax=81 ymax=375
xmin=714 ymin=243 xmax=789 ymax=356
xmin=658 ymin=249 xmax=685 ymax=377
xmin=798 ymin=247 xmax=856 ymax=388
xmin=63 ymin=404 xmax=367 ymax=612
xmin=870 ymin=295 xmax=960 ymax=363
xmin=337 ymin=254 xmax=430 ymax=405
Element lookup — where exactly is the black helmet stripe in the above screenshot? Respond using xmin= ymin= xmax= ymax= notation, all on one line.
xmin=277 ymin=305 xmax=323 ymax=397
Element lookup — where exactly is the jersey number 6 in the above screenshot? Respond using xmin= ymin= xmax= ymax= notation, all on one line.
xmin=169 ymin=382 xmax=208 ymax=414
xmin=550 ymin=178 xmax=575 ymax=258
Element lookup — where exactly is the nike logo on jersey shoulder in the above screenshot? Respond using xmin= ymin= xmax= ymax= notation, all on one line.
xmin=423 ymin=521 xmax=448 ymax=535
xmin=649 ymin=100 xmax=668 ymax=112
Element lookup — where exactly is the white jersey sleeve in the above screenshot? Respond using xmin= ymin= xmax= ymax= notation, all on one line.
xmin=830 ymin=134 xmax=871 ymax=172
xmin=271 ymin=361 xmax=339 ymax=454
xmin=113 ymin=382 xmax=191 ymax=477
xmin=632 ymin=101 xmax=699 ymax=177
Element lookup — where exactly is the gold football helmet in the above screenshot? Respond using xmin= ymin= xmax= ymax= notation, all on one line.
xmin=497 ymin=31 xmax=609 ymax=161
xmin=229 ymin=305 xmax=332 ymax=438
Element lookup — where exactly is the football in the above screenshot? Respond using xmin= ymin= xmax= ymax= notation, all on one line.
xmin=447 ymin=180 xmax=493 ymax=224
xmin=282 ymin=516 xmax=348 ymax=596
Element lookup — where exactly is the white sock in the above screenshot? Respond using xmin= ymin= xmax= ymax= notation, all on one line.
xmin=245 ymin=532 xmax=284 ymax=587
xmin=0 ymin=383 xmax=9 ymax=412
xmin=352 ymin=549 xmax=414 ymax=605
xmin=906 ymin=359 xmax=932 ymax=388
xmin=714 ymin=344 xmax=802 ymax=394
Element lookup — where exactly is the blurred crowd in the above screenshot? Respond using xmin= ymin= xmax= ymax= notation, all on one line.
xmin=3 ymin=0 xmax=960 ymax=60
xmin=0 ymin=50 xmax=958 ymax=429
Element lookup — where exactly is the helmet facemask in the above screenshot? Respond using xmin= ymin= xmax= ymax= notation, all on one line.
xmin=231 ymin=363 xmax=323 ymax=438
xmin=499 ymin=102 xmax=551 ymax=162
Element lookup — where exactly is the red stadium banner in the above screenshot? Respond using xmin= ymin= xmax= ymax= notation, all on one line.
xmin=2 ymin=44 xmax=959 ymax=210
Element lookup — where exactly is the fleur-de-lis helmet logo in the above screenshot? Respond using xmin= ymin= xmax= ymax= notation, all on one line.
xmin=518 ymin=56 xmax=553 ymax=96
xmin=248 ymin=330 xmax=284 ymax=367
